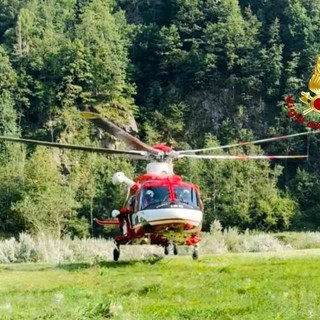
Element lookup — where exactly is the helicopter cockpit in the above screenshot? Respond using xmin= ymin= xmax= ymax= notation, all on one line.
xmin=174 ymin=186 xmax=199 ymax=208
xmin=138 ymin=183 xmax=200 ymax=210
xmin=141 ymin=186 xmax=169 ymax=210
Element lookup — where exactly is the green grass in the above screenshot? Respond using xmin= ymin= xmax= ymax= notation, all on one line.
xmin=1 ymin=250 xmax=320 ymax=319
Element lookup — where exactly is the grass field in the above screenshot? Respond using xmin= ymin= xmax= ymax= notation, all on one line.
xmin=1 ymin=249 xmax=320 ymax=320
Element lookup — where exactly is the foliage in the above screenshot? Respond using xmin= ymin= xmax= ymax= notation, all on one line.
xmin=0 ymin=0 xmax=319 ymax=237
xmin=176 ymin=135 xmax=297 ymax=231
xmin=4 ymin=230 xmax=320 ymax=265
xmin=0 ymin=233 xmax=164 ymax=264
xmin=12 ymin=148 xmax=79 ymax=238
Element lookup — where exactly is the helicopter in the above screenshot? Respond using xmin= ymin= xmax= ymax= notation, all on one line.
xmin=0 ymin=111 xmax=315 ymax=260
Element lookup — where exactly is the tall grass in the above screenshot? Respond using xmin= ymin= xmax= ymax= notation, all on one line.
xmin=2 ymin=226 xmax=320 ymax=264
xmin=0 ymin=234 xmax=163 ymax=264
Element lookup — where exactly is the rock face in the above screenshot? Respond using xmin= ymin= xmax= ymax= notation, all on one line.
xmin=86 ymin=102 xmax=140 ymax=148
xmin=125 ymin=113 xmax=138 ymax=134
xmin=100 ymin=111 xmax=139 ymax=150
xmin=185 ymin=87 xmax=266 ymax=137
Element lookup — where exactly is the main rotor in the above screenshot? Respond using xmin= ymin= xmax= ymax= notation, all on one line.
xmin=0 ymin=111 xmax=315 ymax=161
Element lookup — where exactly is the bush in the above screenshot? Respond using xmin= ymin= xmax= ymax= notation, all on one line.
xmin=0 ymin=234 xmax=163 ymax=264
xmin=200 ymin=232 xmax=228 ymax=254
xmin=16 ymin=233 xmax=38 ymax=262
xmin=0 ymin=238 xmax=17 ymax=263
xmin=2 ymin=228 xmax=320 ymax=264
xmin=241 ymin=234 xmax=286 ymax=252
xmin=275 ymin=232 xmax=320 ymax=249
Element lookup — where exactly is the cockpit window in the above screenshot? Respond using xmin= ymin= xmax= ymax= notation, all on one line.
xmin=174 ymin=187 xmax=199 ymax=208
xmin=141 ymin=186 xmax=169 ymax=209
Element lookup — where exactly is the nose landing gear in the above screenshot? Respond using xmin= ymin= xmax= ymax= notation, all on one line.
xmin=173 ymin=243 xmax=178 ymax=255
xmin=164 ymin=243 xmax=179 ymax=255
xmin=164 ymin=243 xmax=199 ymax=259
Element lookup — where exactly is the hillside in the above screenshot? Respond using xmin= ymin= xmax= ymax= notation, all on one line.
xmin=0 ymin=0 xmax=320 ymax=237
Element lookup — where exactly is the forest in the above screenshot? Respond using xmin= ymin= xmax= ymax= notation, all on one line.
xmin=0 ymin=0 xmax=320 ymax=239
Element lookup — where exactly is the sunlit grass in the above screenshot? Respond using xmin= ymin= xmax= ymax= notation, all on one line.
xmin=1 ymin=250 xmax=320 ymax=319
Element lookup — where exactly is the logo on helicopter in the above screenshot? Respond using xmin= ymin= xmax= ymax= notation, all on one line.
xmin=284 ymin=57 xmax=320 ymax=130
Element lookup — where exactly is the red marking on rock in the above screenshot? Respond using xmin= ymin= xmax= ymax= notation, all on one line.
xmin=314 ymin=98 xmax=320 ymax=111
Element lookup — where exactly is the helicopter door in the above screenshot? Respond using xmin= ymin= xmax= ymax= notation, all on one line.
xmin=130 ymin=190 xmax=142 ymax=227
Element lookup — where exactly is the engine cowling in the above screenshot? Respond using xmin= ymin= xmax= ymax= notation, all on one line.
xmin=111 ymin=209 xmax=120 ymax=218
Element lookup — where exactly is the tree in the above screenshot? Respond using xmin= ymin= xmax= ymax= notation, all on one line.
xmin=177 ymin=135 xmax=297 ymax=231
xmin=0 ymin=0 xmax=319 ymax=237
xmin=260 ymin=18 xmax=283 ymax=98
xmin=74 ymin=0 xmax=136 ymax=112
xmin=0 ymin=0 xmax=26 ymax=42
xmin=0 ymin=45 xmax=19 ymax=136
xmin=12 ymin=148 xmax=79 ymax=238
xmin=288 ymin=168 xmax=320 ymax=230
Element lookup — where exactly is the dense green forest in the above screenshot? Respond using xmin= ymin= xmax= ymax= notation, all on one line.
xmin=0 ymin=0 xmax=320 ymax=238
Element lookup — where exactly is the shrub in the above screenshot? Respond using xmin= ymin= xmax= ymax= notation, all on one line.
xmin=276 ymin=232 xmax=320 ymax=249
xmin=0 ymin=234 xmax=163 ymax=264
xmin=0 ymin=238 xmax=17 ymax=263
xmin=200 ymin=232 xmax=228 ymax=254
xmin=16 ymin=233 xmax=38 ymax=262
xmin=2 ymin=229 xmax=320 ymax=264
xmin=242 ymin=234 xmax=287 ymax=252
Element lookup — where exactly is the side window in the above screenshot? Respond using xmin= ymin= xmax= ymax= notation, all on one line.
xmin=191 ymin=189 xmax=200 ymax=208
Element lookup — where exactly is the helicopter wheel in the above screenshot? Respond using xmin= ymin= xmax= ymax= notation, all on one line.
xmin=164 ymin=245 xmax=169 ymax=255
xmin=192 ymin=245 xmax=199 ymax=260
xmin=173 ymin=244 xmax=178 ymax=255
xmin=113 ymin=246 xmax=120 ymax=261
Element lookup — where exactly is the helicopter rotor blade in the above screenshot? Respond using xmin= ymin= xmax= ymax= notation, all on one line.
xmin=178 ymin=154 xmax=308 ymax=160
xmin=0 ymin=136 xmax=148 ymax=159
xmin=81 ymin=111 xmax=161 ymax=156
xmin=178 ymin=131 xmax=319 ymax=154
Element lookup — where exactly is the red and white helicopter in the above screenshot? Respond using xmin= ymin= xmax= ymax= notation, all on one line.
xmin=0 ymin=111 xmax=313 ymax=260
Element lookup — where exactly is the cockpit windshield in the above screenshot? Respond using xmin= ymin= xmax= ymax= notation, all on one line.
xmin=174 ymin=187 xmax=199 ymax=208
xmin=141 ymin=186 xmax=170 ymax=210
